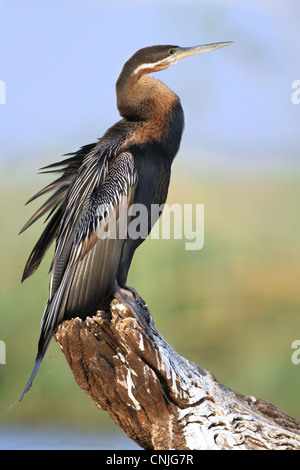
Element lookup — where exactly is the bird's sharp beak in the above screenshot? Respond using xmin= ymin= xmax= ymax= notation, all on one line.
xmin=175 ymin=42 xmax=233 ymax=60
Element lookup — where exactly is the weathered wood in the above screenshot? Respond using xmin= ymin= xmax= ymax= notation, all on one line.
xmin=55 ymin=298 xmax=300 ymax=450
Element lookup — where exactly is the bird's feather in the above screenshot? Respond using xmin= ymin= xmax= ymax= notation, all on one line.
xmin=20 ymin=150 xmax=137 ymax=400
xmin=20 ymin=146 xmax=91 ymax=281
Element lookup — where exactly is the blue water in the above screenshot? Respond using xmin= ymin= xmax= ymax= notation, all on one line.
xmin=0 ymin=427 xmax=141 ymax=450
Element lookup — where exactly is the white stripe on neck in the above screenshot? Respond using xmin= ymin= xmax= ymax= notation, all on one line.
xmin=132 ymin=56 xmax=177 ymax=76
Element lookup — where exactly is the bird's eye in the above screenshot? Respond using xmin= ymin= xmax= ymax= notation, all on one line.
xmin=168 ymin=48 xmax=176 ymax=56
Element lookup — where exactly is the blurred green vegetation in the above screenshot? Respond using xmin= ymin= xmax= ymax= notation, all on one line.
xmin=1 ymin=164 xmax=300 ymax=431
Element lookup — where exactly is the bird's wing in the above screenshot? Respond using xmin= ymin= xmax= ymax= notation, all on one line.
xmin=20 ymin=143 xmax=97 ymax=282
xmin=19 ymin=151 xmax=137 ymax=400
xmin=49 ymin=150 xmax=137 ymax=313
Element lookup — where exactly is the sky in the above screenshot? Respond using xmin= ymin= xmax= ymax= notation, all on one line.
xmin=0 ymin=0 xmax=300 ymax=174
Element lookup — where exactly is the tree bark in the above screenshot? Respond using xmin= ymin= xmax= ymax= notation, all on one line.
xmin=54 ymin=298 xmax=300 ymax=450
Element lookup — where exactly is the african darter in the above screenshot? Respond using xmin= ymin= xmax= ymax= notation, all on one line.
xmin=20 ymin=42 xmax=232 ymax=400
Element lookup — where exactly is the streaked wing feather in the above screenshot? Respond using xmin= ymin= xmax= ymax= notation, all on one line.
xmin=19 ymin=186 xmax=67 ymax=234
xmin=20 ymin=143 xmax=97 ymax=281
xmin=21 ymin=207 xmax=62 ymax=282
xmin=50 ymin=152 xmax=137 ymax=310
xmin=25 ymin=176 xmax=71 ymax=205
xmin=19 ymin=150 xmax=136 ymax=401
xmin=39 ymin=143 xmax=97 ymax=172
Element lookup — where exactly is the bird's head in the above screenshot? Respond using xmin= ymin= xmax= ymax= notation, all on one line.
xmin=116 ymin=42 xmax=233 ymax=120
xmin=125 ymin=42 xmax=233 ymax=78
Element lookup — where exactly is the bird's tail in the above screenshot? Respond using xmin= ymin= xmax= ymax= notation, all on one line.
xmin=19 ymin=354 xmax=44 ymax=401
xmin=19 ymin=299 xmax=57 ymax=402
xmin=19 ymin=322 xmax=54 ymax=401
xmin=19 ymin=263 xmax=74 ymax=402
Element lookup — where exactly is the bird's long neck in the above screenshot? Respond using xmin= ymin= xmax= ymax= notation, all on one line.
xmin=116 ymin=64 xmax=184 ymax=160
xmin=116 ymin=66 xmax=178 ymax=123
xmin=116 ymin=67 xmax=183 ymax=153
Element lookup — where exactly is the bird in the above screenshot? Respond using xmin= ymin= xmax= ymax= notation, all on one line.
xmin=19 ymin=42 xmax=232 ymax=401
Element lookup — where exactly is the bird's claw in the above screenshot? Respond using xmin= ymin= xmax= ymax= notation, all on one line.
xmin=126 ymin=286 xmax=148 ymax=310
xmin=113 ymin=283 xmax=149 ymax=312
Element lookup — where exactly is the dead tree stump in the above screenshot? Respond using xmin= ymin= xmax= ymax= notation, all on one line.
xmin=54 ymin=298 xmax=300 ymax=450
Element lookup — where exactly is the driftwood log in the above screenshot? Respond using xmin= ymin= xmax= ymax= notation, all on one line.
xmin=54 ymin=297 xmax=300 ymax=450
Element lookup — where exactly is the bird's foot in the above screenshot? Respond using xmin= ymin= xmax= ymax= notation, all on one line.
xmin=113 ymin=283 xmax=149 ymax=313
xmin=125 ymin=285 xmax=148 ymax=310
